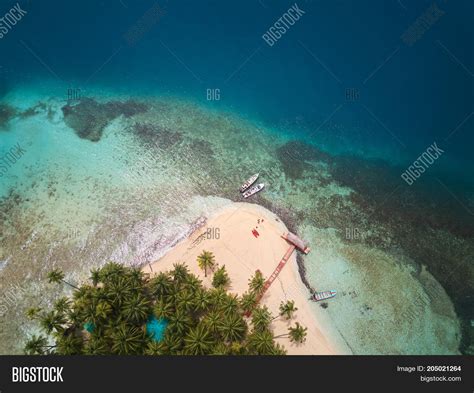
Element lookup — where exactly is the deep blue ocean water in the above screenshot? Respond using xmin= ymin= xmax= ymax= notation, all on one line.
xmin=1 ymin=0 xmax=472 ymax=181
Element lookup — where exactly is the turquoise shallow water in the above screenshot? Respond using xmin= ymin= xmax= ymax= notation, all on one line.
xmin=0 ymin=0 xmax=472 ymax=354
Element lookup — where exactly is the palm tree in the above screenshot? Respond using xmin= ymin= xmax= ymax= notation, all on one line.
xmin=211 ymin=342 xmax=229 ymax=355
xmin=153 ymin=299 xmax=174 ymax=320
xmin=81 ymin=298 xmax=110 ymax=326
xmin=66 ymin=307 xmax=81 ymax=325
xmin=98 ymin=262 xmax=126 ymax=284
xmin=164 ymin=284 xmax=180 ymax=306
xmin=47 ymin=268 xmax=79 ymax=289
xmin=184 ymin=275 xmax=203 ymax=294
xmin=84 ymin=336 xmax=109 ymax=355
xmin=183 ymin=323 xmax=215 ymax=355
xmin=56 ymin=333 xmax=83 ymax=355
xmin=278 ymin=300 xmax=298 ymax=320
xmin=251 ymin=306 xmax=272 ymax=332
xmin=248 ymin=270 xmax=265 ymax=295
xmin=72 ymin=284 xmax=94 ymax=303
xmin=26 ymin=307 xmax=42 ymax=320
xmin=111 ymin=325 xmax=145 ymax=355
xmin=209 ymin=288 xmax=227 ymax=308
xmin=128 ymin=267 xmax=145 ymax=284
xmin=194 ymin=289 xmax=212 ymax=313
xmin=271 ymin=342 xmax=287 ymax=355
xmin=248 ymin=330 xmax=275 ymax=354
xmin=24 ymin=335 xmax=50 ymax=355
xmin=122 ymin=293 xmax=151 ymax=324
xmin=218 ymin=313 xmax=247 ymax=342
xmin=288 ymin=322 xmax=307 ymax=344
xmin=275 ymin=322 xmax=307 ymax=344
xmin=90 ymin=268 xmax=101 ymax=287
xmin=54 ymin=297 xmax=71 ymax=314
xmin=149 ymin=272 xmax=173 ymax=297
xmin=163 ymin=332 xmax=183 ymax=354
xmin=219 ymin=294 xmax=239 ymax=316
xmin=227 ymin=341 xmax=247 ymax=355
xmin=203 ymin=310 xmax=221 ymax=336
xmin=170 ymin=263 xmax=189 ymax=284
xmin=168 ymin=309 xmax=192 ymax=336
xmin=177 ymin=290 xmax=196 ymax=314
xmin=240 ymin=291 xmax=257 ymax=314
xmin=40 ymin=311 xmax=66 ymax=334
xmin=106 ymin=276 xmax=132 ymax=308
xmin=95 ymin=301 xmax=112 ymax=321
xmin=212 ymin=265 xmax=230 ymax=289
xmin=197 ymin=250 xmax=215 ymax=277
xmin=144 ymin=341 xmax=166 ymax=355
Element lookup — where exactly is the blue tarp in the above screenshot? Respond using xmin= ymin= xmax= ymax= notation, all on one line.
xmin=146 ymin=316 xmax=169 ymax=342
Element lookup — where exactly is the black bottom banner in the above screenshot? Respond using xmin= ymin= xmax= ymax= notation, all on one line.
xmin=0 ymin=356 xmax=472 ymax=393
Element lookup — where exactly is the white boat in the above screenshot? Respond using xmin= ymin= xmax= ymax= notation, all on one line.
xmin=311 ymin=290 xmax=337 ymax=302
xmin=239 ymin=173 xmax=259 ymax=193
xmin=243 ymin=183 xmax=264 ymax=198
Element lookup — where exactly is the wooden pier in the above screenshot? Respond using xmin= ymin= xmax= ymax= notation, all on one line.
xmin=250 ymin=232 xmax=310 ymax=311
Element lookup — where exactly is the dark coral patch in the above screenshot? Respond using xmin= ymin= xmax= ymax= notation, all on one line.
xmin=187 ymin=138 xmax=217 ymax=174
xmin=276 ymin=140 xmax=332 ymax=179
xmin=62 ymin=98 xmax=148 ymax=142
xmin=62 ymin=99 xmax=108 ymax=142
xmin=330 ymin=155 xmax=474 ymax=238
xmin=0 ymin=103 xmax=17 ymax=129
xmin=19 ymin=102 xmax=48 ymax=119
xmin=105 ymin=100 xmax=148 ymax=118
xmin=190 ymin=138 xmax=214 ymax=158
xmin=132 ymin=123 xmax=183 ymax=150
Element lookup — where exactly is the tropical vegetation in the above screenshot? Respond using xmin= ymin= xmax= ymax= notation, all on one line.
xmin=25 ymin=254 xmax=307 ymax=355
xmin=211 ymin=265 xmax=230 ymax=289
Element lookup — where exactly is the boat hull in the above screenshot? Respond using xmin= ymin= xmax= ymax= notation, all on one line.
xmin=239 ymin=173 xmax=259 ymax=193
xmin=243 ymin=183 xmax=264 ymax=198
xmin=311 ymin=290 xmax=337 ymax=302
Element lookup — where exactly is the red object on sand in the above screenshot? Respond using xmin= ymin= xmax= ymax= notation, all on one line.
xmin=252 ymin=229 xmax=260 ymax=238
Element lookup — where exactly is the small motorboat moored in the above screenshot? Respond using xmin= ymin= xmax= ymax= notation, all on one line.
xmin=242 ymin=183 xmax=264 ymax=198
xmin=239 ymin=173 xmax=259 ymax=193
xmin=310 ymin=290 xmax=337 ymax=302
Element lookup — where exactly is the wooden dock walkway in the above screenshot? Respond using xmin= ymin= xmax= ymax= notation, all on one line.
xmin=254 ymin=244 xmax=296 ymax=305
xmin=247 ymin=232 xmax=310 ymax=315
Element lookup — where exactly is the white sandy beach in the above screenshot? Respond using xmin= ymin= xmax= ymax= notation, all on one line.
xmin=145 ymin=202 xmax=350 ymax=355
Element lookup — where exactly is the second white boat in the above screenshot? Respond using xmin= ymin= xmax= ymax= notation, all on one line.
xmin=243 ymin=183 xmax=264 ymax=198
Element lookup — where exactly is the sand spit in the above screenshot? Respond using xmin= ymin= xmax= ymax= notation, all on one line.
xmin=146 ymin=202 xmax=351 ymax=355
